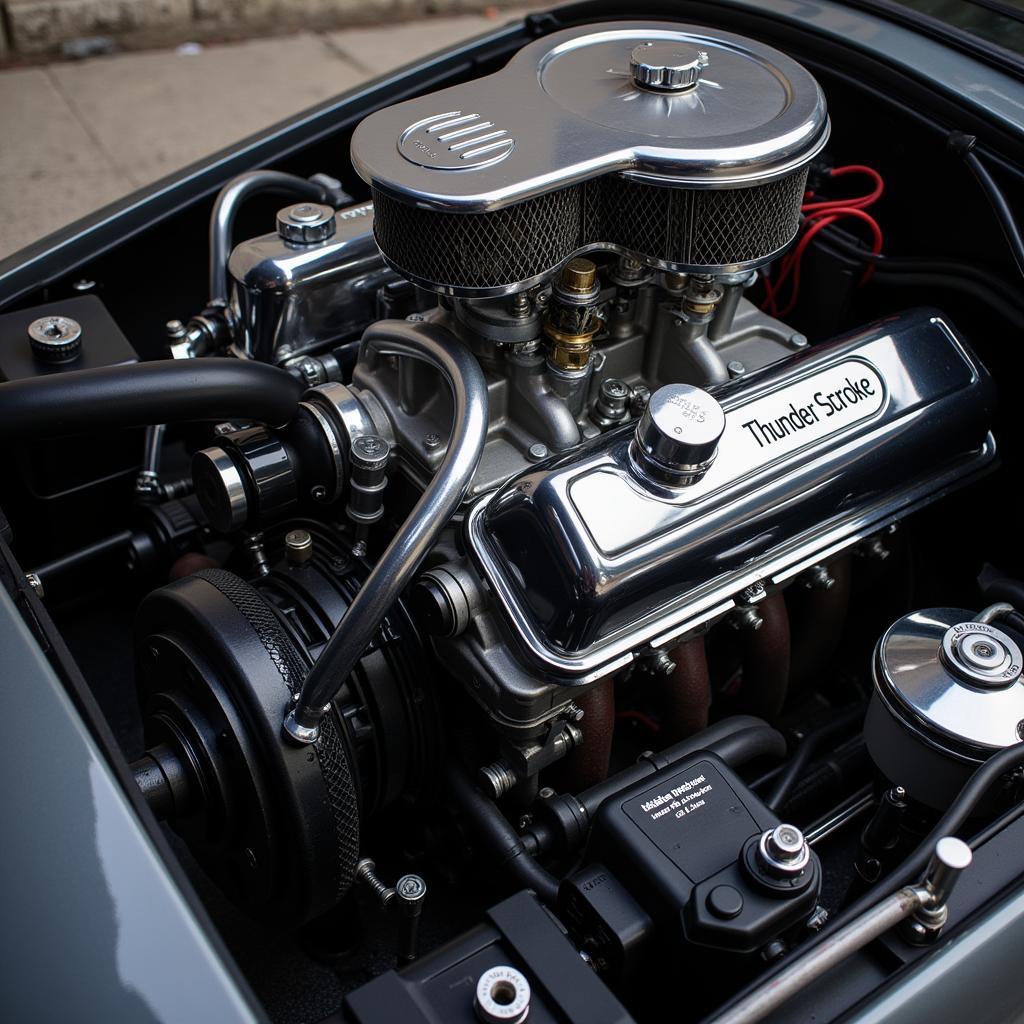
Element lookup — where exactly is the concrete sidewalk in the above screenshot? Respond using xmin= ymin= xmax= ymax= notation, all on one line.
xmin=0 ymin=10 xmax=540 ymax=260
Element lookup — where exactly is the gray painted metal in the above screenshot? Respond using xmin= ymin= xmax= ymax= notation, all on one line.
xmin=0 ymin=586 xmax=261 ymax=1023
xmin=845 ymin=884 xmax=1024 ymax=1024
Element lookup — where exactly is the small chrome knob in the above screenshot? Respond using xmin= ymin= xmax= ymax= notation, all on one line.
xmin=28 ymin=315 xmax=82 ymax=363
xmin=276 ymin=202 xmax=336 ymax=244
xmin=632 ymin=383 xmax=725 ymax=485
xmin=630 ymin=42 xmax=709 ymax=92
xmin=758 ymin=824 xmax=810 ymax=877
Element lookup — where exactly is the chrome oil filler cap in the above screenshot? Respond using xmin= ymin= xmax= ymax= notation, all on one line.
xmin=276 ymin=202 xmax=337 ymax=244
xmin=631 ymin=383 xmax=725 ymax=485
xmin=940 ymin=620 xmax=1022 ymax=687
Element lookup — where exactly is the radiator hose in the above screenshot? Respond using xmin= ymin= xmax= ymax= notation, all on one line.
xmin=0 ymin=358 xmax=304 ymax=438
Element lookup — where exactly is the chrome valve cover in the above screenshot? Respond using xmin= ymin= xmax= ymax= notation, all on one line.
xmin=466 ymin=310 xmax=996 ymax=681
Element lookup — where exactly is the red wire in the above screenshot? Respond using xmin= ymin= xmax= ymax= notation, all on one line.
xmin=762 ymin=164 xmax=885 ymax=316
xmin=774 ymin=207 xmax=883 ymax=317
xmin=802 ymin=165 xmax=884 ymax=212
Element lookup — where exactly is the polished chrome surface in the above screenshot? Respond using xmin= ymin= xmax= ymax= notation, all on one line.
xmin=276 ymin=202 xmax=336 ymax=243
xmin=228 ymin=202 xmax=390 ymax=363
xmin=398 ymin=111 xmax=515 ymax=170
xmin=352 ymin=22 xmax=828 ymax=212
xmin=631 ymin=383 xmax=725 ymax=485
xmin=192 ymin=446 xmax=247 ymax=532
xmin=758 ymin=824 xmax=810 ymax=877
xmin=208 ymin=169 xmax=332 ymax=306
xmin=875 ymin=608 xmax=1024 ymax=756
xmin=630 ymin=41 xmax=709 ymax=91
xmin=285 ymin=319 xmax=489 ymax=741
xmin=466 ymin=311 xmax=995 ymax=680
xmin=940 ymin=620 xmax=1022 ymax=688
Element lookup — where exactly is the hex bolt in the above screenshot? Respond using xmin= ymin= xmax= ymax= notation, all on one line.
xmin=395 ymin=874 xmax=427 ymax=963
xmin=727 ymin=360 xmax=747 ymax=378
xmin=860 ymin=536 xmax=891 ymax=561
xmin=423 ymin=432 xmax=443 ymax=451
xmin=802 ymin=564 xmax=835 ymax=590
xmin=25 ymin=573 xmax=44 ymax=599
xmin=355 ymin=858 xmax=395 ymax=909
xmin=731 ymin=606 xmax=764 ymax=631
xmin=527 ymin=442 xmax=549 ymax=462
xmin=640 ymin=647 xmax=677 ymax=676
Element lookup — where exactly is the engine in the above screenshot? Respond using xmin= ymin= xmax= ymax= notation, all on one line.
xmin=3 ymin=15 xmax=1023 ymax=1024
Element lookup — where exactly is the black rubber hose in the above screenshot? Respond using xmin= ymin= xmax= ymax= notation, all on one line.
xmin=446 ymin=763 xmax=560 ymax=906
xmin=0 ymin=358 xmax=304 ymax=439
xmin=578 ymin=716 xmax=785 ymax=818
xmin=962 ymin=149 xmax=1024 ymax=280
xmin=818 ymin=229 xmax=1024 ymax=297
xmin=706 ymin=741 xmax=1024 ymax=1024
xmin=869 ymin=271 xmax=1024 ymax=327
xmin=981 ymin=579 xmax=1024 ymax=634
xmin=765 ymin=705 xmax=865 ymax=812
xmin=524 ymin=717 xmax=786 ymax=857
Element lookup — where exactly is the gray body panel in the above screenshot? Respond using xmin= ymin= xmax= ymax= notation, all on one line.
xmin=0 ymin=586 xmax=261 ymax=1023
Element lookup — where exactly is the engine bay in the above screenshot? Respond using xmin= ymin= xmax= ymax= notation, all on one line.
xmin=2 ymin=10 xmax=1024 ymax=1024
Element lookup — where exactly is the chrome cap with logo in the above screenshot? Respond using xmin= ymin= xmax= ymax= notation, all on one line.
xmin=631 ymin=384 xmax=726 ymax=486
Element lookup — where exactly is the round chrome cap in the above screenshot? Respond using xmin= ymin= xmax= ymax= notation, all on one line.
xmin=28 ymin=315 xmax=82 ymax=363
xmin=277 ymin=203 xmax=336 ymax=244
xmin=757 ymin=824 xmax=810 ymax=877
xmin=629 ymin=41 xmax=709 ymax=91
xmin=875 ymin=608 xmax=1024 ymax=757
xmin=940 ymin=621 xmax=1022 ymax=687
xmin=632 ymin=383 xmax=725 ymax=485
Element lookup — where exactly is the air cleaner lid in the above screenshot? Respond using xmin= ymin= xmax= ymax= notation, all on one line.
xmin=351 ymin=22 xmax=829 ymax=213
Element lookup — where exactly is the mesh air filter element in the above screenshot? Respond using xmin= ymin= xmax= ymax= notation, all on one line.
xmin=372 ymin=168 xmax=809 ymax=293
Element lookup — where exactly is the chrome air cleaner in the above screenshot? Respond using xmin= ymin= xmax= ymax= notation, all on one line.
xmin=350 ymin=22 xmax=829 ymax=295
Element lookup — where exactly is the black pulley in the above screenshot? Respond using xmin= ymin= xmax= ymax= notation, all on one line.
xmin=132 ymin=522 xmax=437 ymax=924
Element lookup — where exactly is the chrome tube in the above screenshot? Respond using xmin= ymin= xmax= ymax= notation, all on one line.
xmin=283 ymin=320 xmax=489 ymax=743
xmin=709 ymin=886 xmax=927 ymax=1024
xmin=208 ymin=170 xmax=330 ymax=305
